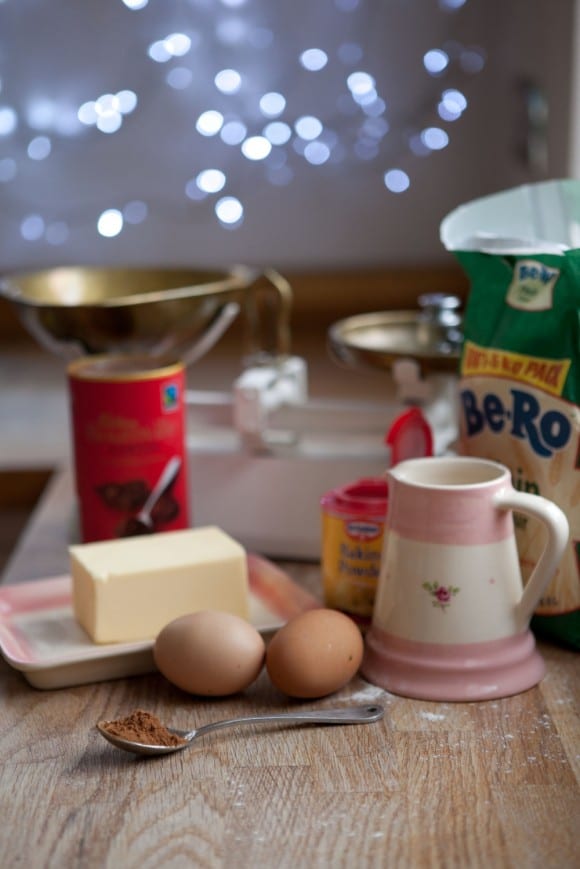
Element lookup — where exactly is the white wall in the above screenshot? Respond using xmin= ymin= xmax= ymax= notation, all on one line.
xmin=0 ymin=0 xmax=576 ymax=274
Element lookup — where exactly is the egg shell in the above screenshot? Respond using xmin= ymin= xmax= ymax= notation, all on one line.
xmin=266 ymin=608 xmax=364 ymax=699
xmin=153 ymin=610 xmax=266 ymax=696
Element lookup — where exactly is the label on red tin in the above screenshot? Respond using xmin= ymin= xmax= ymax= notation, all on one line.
xmin=68 ymin=356 xmax=190 ymax=543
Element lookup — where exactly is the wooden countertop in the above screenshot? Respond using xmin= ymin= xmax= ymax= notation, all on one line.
xmin=0 ymin=470 xmax=579 ymax=868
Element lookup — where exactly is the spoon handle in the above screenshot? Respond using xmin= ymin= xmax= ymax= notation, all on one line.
xmin=188 ymin=704 xmax=384 ymax=740
xmin=140 ymin=455 xmax=182 ymax=515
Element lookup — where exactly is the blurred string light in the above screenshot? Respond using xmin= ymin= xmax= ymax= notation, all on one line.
xmin=338 ymin=42 xmax=363 ymax=65
xmin=215 ymin=69 xmax=242 ymax=94
xmin=384 ymin=169 xmax=410 ymax=193
xmin=45 ymin=221 xmax=69 ymax=245
xmin=20 ymin=214 xmax=45 ymax=241
xmin=166 ymin=67 xmax=193 ymax=90
xmin=299 ymin=48 xmax=328 ymax=71
xmin=294 ymin=116 xmax=323 ymax=141
xmin=304 ymin=140 xmax=331 ymax=165
xmin=123 ymin=200 xmax=148 ymax=224
xmin=460 ymin=48 xmax=485 ymax=73
xmin=27 ymin=136 xmax=51 ymax=160
xmin=196 ymin=110 xmax=224 ymax=136
xmin=78 ymin=90 xmax=137 ymax=134
xmin=0 ymin=106 xmax=17 ymax=135
xmin=196 ymin=169 xmax=227 ymax=193
xmin=220 ymin=120 xmax=247 ymax=145
xmin=241 ymin=136 xmax=271 ymax=160
xmin=97 ymin=209 xmax=124 ymax=237
xmin=438 ymin=87 xmax=468 ymax=120
xmin=96 ymin=202 xmax=147 ymax=237
xmin=423 ymin=49 xmax=449 ymax=75
xmin=0 ymin=0 xmax=486 ymax=242
xmin=347 ymin=70 xmax=376 ymax=102
xmin=264 ymin=121 xmax=292 ymax=145
xmin=259 ymin=92 xmax=286 ymax=117
xmin=0 ymin=158 xmax=16 ymax=181
xmin=421 ymin=126 xmax=449 ymax=149
xmin=26 ymin=98 xmax=81 ymax=136
xmin=215 ymin=196 xmax=244 ymax=226
xmin=148 ymin=33 xmax=194 ymax=63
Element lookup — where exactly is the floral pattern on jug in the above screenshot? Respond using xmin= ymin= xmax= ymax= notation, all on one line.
xmin=422 ymin=581 xmax=460 ymax=611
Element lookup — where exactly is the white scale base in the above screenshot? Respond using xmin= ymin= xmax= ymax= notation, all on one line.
xmin=185 ymin=356 xmax=458 ymax=559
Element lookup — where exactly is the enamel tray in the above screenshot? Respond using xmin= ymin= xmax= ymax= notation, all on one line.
xmin=0 ymin=555 xmax=320 ymax=690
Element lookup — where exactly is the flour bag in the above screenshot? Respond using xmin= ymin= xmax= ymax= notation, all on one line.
xmin=441 ymin=179 xmax=580 ymax=649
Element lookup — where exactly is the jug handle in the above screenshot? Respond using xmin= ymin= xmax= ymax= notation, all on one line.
xmin=493 ymin=489 xmax=569 ymax=629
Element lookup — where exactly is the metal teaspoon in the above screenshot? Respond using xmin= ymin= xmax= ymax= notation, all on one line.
xmin=97 ymin=704 xmax=385 ymax=757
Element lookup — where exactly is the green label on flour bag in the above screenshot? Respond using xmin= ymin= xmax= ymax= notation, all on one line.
xmin=455 ymin=250 xmax=579 ymax=648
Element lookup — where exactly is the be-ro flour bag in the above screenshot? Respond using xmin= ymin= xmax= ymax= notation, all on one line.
xmin=441 ymin=179 xmax=580 ymax=649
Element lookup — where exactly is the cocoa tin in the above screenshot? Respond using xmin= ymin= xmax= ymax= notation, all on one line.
xmin=320 ymin=477 xmax=388 ymax=627
xmin=68 ymin=355 xmax=190 ymax=543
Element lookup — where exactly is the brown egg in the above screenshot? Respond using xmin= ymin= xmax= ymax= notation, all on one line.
xmin=266 ymin=608 xmax=364 ymax=699
xmin=153 ymin=611 xmax=266 ymax=696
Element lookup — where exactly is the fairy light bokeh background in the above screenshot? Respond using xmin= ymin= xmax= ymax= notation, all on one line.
xmin=0 ymin=0 xmax=576 ymax=272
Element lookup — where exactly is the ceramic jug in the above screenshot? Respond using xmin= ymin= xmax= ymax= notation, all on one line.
xmin=361 ymin=456 xmax=569 ymax=701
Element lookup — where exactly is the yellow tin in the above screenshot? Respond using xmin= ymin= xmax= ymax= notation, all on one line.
xmin=320 ymin=478 xmax=388 ymax=626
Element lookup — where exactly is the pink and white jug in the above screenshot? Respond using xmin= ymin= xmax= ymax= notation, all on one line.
xmin=361 ymin=456 xmax=569 ymax=701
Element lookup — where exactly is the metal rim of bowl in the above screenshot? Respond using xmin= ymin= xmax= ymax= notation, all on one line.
xmin=327 ymin=310 xmax=461 ymax=374
xmin=0 ymin=264 xmax=256 ymax=309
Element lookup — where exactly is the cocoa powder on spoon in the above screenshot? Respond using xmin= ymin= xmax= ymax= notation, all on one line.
xmin=100 ymin=709 xmax=186 ymax=747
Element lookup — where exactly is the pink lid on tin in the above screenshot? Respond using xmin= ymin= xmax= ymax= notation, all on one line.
xmin=321 ymin=477 xmax=388 ymax=518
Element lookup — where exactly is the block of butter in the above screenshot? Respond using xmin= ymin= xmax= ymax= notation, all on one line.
xmin=70 ymin=526 xmax=249 ymax=644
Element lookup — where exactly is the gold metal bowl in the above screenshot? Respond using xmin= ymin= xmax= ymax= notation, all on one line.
xmin=0 ymin=265 xmax=291 ymax=361
xmin=328 ymin=310 xmax=462 ymax=375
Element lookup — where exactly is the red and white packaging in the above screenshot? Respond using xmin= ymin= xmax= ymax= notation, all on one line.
xmin=68 ymin=355 xmax=190 ymax=543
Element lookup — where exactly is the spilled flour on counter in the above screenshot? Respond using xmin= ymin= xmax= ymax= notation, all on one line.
xmin=419 ymin=711 xmax=446 ymax=722
xmin=348 ymin=682 xmax=395 ymax=704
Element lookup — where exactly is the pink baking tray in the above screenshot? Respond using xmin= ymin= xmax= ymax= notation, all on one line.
xmin=0 ymin=554 xmax=320 ymax=690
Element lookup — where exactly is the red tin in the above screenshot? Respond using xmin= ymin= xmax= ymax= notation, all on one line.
xmin=68 ymin=355 xmax=190 ymax=543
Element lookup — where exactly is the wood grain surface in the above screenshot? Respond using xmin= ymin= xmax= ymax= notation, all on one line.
xmin=0 ymin=627 xmax=578 ymax=869
xmin=0 ymin=481 xmax=578 ymax=869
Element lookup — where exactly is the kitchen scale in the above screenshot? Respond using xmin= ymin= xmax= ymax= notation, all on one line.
xmin=1 ymin=267 xmax=461 ymax=558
